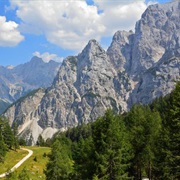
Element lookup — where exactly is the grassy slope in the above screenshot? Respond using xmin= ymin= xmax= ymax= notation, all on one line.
xmin=0 ymin=146 xmax=51 ymax=180
xmin=0 ymin=148 xmax=28 ymax=174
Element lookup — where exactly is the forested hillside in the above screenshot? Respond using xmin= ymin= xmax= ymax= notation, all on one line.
xmin=44 ymin=82 xmax=180 ymax=180
xmin=0 ymin=83 xmax=179 ymax=179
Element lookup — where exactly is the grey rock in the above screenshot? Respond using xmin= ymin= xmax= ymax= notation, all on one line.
xmin=0 ymin=57 xmax=60 ymax=113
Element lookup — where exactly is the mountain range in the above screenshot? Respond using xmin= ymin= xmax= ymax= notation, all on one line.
xmin=0 ymin=57 xmax=60 ymax=113
xmin=3 ymin=1 xmax=180 ymax=145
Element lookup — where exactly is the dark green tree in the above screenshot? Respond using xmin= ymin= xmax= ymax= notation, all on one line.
xmin=0 ymin=129 xmax=7 ymax=162
xmin=0 ymin=117 xmax=7 ymax=162
xmin=18 ymin=138 xmax=26 ymax=146
xmin=36 ymin=134 xmax=45 ymax=146
xmin=125 ymin=105 xmax=161 ymax=179
xmin=45 ymin=137 xmax=74 ymax=180
xmin=12 ymin=122 xmax=19 ymax=150
xmin=91 ymin=110 xmax=132 ymax=179
xmin=2 ymin=120 xmax=14 ymax=149
xmin=72 ymin=136 xmax=94 ymax=179
xmin=165 ymin=82 xmax=180 ymax=179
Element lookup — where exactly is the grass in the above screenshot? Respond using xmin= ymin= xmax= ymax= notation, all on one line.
xmin=0 ymin=146 xmax=51 ymax=180
xmin=0 ymin=148 xmax=28 ymax=174
xmin=17 ymin=146 xmax=51 ymax=180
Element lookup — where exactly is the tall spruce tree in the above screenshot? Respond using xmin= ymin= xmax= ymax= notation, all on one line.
xmin=91 ymin=110 xmax=132 ymax=180
xmin=166 ymin=82 xmax=180 ymax=179
xmin=0 ymin=117 xmax=7 ymax=162
xmin=72 ymin=137 xmax=94 ymax=180
xmin=2 ymin=120 xmax=14 ymax=149
xmin=45 ymin=137 xmax=74 ymax=180
xmin=125 ymin=105 xmax=161 ymax=179
xmin=12 ymin=122 xmax=19 ymax=150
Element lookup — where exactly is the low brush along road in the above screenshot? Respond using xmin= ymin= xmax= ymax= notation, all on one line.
xmin=0 ymin=148 xmax=33 ymax=178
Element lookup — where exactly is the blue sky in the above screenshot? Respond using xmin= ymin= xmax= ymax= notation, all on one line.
xmin=0 ymin=0 xmax=172 ymax=66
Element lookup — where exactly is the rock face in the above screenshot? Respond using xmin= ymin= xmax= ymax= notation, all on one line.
xmin=3 ymin=1 xmax=180 ymax=144
xmin=0 ymin=57 xmax=60 ymax=113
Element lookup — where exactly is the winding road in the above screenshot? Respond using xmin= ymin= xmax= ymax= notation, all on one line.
xmin=0 ymin=148 xmax=33 ymax=178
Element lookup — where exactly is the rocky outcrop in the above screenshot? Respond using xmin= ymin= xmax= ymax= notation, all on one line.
xmin=3 ymin=1 xmax=180 ymax=144
xmin=3 ymin=88 xmax=51 ymax=145
xmin=130 ymin=1 xmax=180 ymax=77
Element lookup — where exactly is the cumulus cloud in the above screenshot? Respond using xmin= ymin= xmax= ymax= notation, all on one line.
xmin=0 ymin=16 xmax=24 ymax=46
xmin=33 ymin=51 xmax=64 ymax=63
xmin=95 ymin=0 xmax=147 ymax=35
xmin=9 ymin=0 xmax=149 ymax=51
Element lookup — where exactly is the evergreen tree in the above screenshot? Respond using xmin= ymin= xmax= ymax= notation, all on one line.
xmin=125 ymin=105 xmax=161 ymax=179
xmin=151 ymin=82 xmax=180 ymax=179
xmin=150 ymin=96 xmax=172 ymax=179
xmin=165 ymin=82 xmax=180 ymax=179
xmin=18 ymin=138 xmax=26 ymax=146
xmin=72 ymin=136 xmax=94 ymax=179
xmin=0 ymin=131 xmax=7 ymax=163
xmin=92 ymin=110 xmax=132 ymax=179
xmin=0 ymin=117 xmax=7 ymax=162
xmin=45 ymin=137 xmax=74 ymax=180
xmin=12 ymin=122 xmax=19 ymax=150
xmin=2 ymin=120 xmax=14 ymax=149
xmin=36 ymin=134 xmax=45 ymax=146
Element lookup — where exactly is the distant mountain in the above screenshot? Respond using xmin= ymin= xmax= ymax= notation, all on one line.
xmin=3 ymin=1 xmax=180 ymax=145
xmin=0 ymin=57 xmax=60 ymax=113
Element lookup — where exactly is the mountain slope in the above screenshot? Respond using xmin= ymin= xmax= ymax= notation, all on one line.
xmin=0 ymin=57 xmax=60 ymax=114
xmin=3 ymin=1 xmax=180 ymax=144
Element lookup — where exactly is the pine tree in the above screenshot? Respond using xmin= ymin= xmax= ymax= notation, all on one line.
xmin=72 ymin=136 xmax=94 ymax=179
xmin=12 ymin=122 xmax=19 ymax=150
xmin=45 ymin=137 xmax=74 ymax=180
xmin=92 ymin=109 xmax=132 ymax=179
xmin=0 ymin=132 xmax=7 ymax=163
xmin=2 ymin=120 xmax=14 ymax=149
xmin=125 ymin=105 xmax=162 ymax=179
xmin=166 ymin=82 xmax=180 ymax=179
xmin=36 ymin=134 xmax=45 ymax=146
xmin=0 ymin=117 xmax=7 ymax=162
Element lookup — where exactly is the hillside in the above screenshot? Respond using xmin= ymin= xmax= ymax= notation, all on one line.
xmin=0 ymin=147 xmax=50 ymax=180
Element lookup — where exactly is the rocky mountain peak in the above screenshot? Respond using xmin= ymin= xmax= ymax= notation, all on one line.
xmin=107 ymin=30 xmax=134 ymax=72
xmin=0 ymin=57 xmax=60 ymax=114
xmin=130 ymin=1 xmax=180 ymax=77
xmin=79 ymin=39 xmax=106 ymax=61
xmin=30 ymin=56 xmax=44 ymax=64
xmin=112 ymin=30 xmax=134 ymax=46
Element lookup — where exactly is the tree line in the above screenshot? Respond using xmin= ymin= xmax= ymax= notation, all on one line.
xmin=0 ymin=118 xmax=19 ymax=163
xmin=45 ymin=82 xmax=180 ymax=180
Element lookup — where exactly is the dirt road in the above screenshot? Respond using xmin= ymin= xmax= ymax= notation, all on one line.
xmin=0 ymin=148 xmax=33 ymax=178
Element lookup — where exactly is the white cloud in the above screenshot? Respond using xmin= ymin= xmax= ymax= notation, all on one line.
xmin=94 ymin=0 xmax=147 ymax=35
xmin=0 ymin=16 xmax=24 ymax=46
xmin=33 ymin=51 xmax=64 ymax=63
xmin=10 ymin=0 xmax=149 ymax=51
